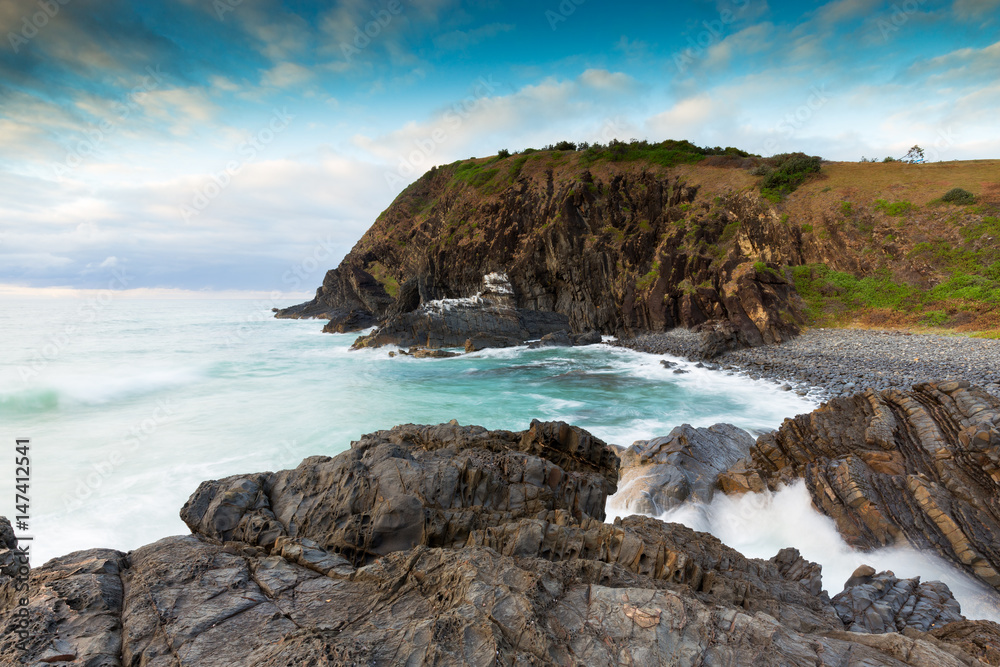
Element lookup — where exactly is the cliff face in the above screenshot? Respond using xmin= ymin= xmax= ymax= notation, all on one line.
xmin=277 ymin=154 xmax=809 ymax=350
xmin=279 ymin=153 xmax=1000 ymax=347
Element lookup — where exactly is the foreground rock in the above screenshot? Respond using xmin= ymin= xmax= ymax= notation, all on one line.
xmin=720 ymin=380 xmax=1000 ymax=593
xmin=4 ymin=421 xmax=1000 ymax=666
xmin=613 ymin=423 xmax=755 ymax=515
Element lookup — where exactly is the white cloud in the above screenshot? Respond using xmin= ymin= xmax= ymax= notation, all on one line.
xmin=260 ymin=62 xmax=313 ymax=88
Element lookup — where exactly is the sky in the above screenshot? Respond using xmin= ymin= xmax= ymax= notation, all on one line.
xmin=1 ymin=0 xmax=998 ymax=293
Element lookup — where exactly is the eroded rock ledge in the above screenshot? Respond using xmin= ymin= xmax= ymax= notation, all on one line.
xmin=3 ymin=418 xmax=1000 ymax=666
xmin=719 ymin=380 xmax=1000 ymax=593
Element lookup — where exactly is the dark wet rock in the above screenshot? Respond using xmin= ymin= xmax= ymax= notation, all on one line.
xmin=409 ymin=347 xmax=460 ymax=358
xmin=6 ymin=422 xmax=1000 ymax=666
xmin=353 ymin=275 xmax=570 ymax=350
xmin=180 ymin=420 xmax=619 ymax=564
xmin=832 ymin=568 xmax=964 ymax=634
xmin=719 ymin=381 xmax=1000 ymax=593
xmin=274 ymin=265 xmax=394 ymax=322
xmin=613 ymin=424 xmax=754 ymax=515
xmin=570 ymin=329 xmax=602 ymax=346
xmin=320 ymin=308 xmax=378 ymax=333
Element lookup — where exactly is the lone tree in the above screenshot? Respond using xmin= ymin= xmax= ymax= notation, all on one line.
xmin=903 ymin=145 xmax=925 ymax=163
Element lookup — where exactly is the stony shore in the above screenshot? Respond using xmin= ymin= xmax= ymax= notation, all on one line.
xmin=620 ymin=328 xmax=1000 ymax=399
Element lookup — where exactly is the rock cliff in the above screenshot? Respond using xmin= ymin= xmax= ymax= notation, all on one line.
xmin=278 ymin=153 xmax=810 ymax=353
xmin=4 ymin=419 xmax=1000 ymax=666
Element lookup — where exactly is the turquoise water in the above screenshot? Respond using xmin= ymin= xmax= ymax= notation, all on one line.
xmin=0 ymin=297 xmax=816 ymax=565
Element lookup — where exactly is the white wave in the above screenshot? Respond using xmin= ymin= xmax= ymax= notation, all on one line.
xmin=608 ymin=481 xmax=1000 ymax=623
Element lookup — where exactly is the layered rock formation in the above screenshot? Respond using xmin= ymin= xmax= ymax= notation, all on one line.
xmin=277 ymin=155 xmax=808 ymax=352
xmin=719 ymin=380 xmax=1000 ymax=594
xmin=5 ymin=420 xmax=1000 ymax=666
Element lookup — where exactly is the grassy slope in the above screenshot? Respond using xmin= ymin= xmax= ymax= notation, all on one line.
xmin=782 ymin=160 xmax=1000 ymax=338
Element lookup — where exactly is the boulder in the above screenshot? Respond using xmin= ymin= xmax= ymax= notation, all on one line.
xmin=613 ymin=423 xmax=755 ymax=515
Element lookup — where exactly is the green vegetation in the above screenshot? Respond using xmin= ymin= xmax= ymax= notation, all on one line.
xmin=791 ymin=265 xmax=919 ymax=319
xmin=942 ymin=188 xmax=976 ymax=205
xmin=720 ymin=220 xmax=740 ymax=244
xmin=800 ymin=223 xmax=813 ymax=233
xmin=754 ymin=261 xmax=781 ymax=278
xmin=496 ymin=148 xmax=510 ymax=158
xmin=874 ymin=199 xmax=915 ymax=216
xmin=756 ymin=152 xmax=823 ymax=200
xmin=636 ymin=261 xmax=661 ymax=291
xmin=840 ymin=201 xmax=853 ymax=216
xmin=578 ymin=139 xmax=753 ymax=169
xmin=366 ymin=262 xmax=400 ymax=299
xmin=920 ymin=310 xmax=949 ymax=326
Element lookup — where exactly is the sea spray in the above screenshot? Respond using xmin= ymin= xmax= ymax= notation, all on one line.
xmin=608 ymin=480 xmax=1000 ymax=623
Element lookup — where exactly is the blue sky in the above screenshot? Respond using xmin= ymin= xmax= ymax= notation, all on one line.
xmin=1 ymin=0 xmax=998 ymax=293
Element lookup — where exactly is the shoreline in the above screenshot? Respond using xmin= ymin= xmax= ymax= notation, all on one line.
xmin=620 ymin=328 xmax=1000 ymax=400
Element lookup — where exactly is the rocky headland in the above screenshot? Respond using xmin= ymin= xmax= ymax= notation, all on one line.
xmin=276 ymin=146 xmax=1000 ymax=359
xmin=5 ymin=381 xmax=1000 ymax=666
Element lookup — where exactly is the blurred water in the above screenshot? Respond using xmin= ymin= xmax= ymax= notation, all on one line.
xmin=0 ymin=297 xmax=817 ymax=564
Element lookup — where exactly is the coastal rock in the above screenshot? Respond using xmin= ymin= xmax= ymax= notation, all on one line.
xmin=719 ymin=381 xmax=1000 ymax=593
xmin=274 ymin=265 xmax=394 ymax=323
xmin=6 ymin=421 xmax=1000 ymax=665
xmin=181 ymin=420 xmax=619 ymax=564
xmin=832 ymin=567 xmax=964 ymax=633
xmin=352 ymin=274 xmax=570 ymax=350
xmin=278 ymin=162 xmax=805 ymax=351
xmin=613 ymin=423 xmax=755 ymax=515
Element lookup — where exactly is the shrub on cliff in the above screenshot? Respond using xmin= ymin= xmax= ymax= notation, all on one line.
xmin=758 ymin=153 xmax=822 ymax=200
xmin=942 ymin=188 xmax=976 ymax=205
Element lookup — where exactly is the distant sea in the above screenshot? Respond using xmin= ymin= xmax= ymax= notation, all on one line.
xmin=2 ymin=297 xmax=996 ymax=621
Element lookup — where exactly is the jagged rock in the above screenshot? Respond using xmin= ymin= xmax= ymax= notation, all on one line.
xmin=274 ymin=265 xmax=394 ymax=322
xmin=1 ymin=549 xmax=125 ymax=667
xmin=352 ymin=274 xmax=570 ymax=350
xmin=613 ymin=423 xmax=755 ymax=514
xmin=409 ymin=347 xmax=460 ymax=358
xmin=180 ymin=420 xmax=619 ymax=564
xmin=6 ymin=421 xmax=1000 ymax=666
xmin=719 ymin=381 xmax=1000 ymax=593
xmin=320 ymin=308 xmax=378 ymax=333
xmin=771 ymin=547 xmax=826 ymax=598
xmin=278 ymin=163 xmax=805 ymax=350
xmin=832 ymin=568 xmax=964 ymax=633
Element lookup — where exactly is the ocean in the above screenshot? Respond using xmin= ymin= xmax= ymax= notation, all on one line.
xmin=2 ymin=297 xmax=996 ymax=621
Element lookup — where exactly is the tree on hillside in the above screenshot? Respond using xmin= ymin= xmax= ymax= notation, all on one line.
xmin=903 ymin=145 xmax=925 ymax=163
